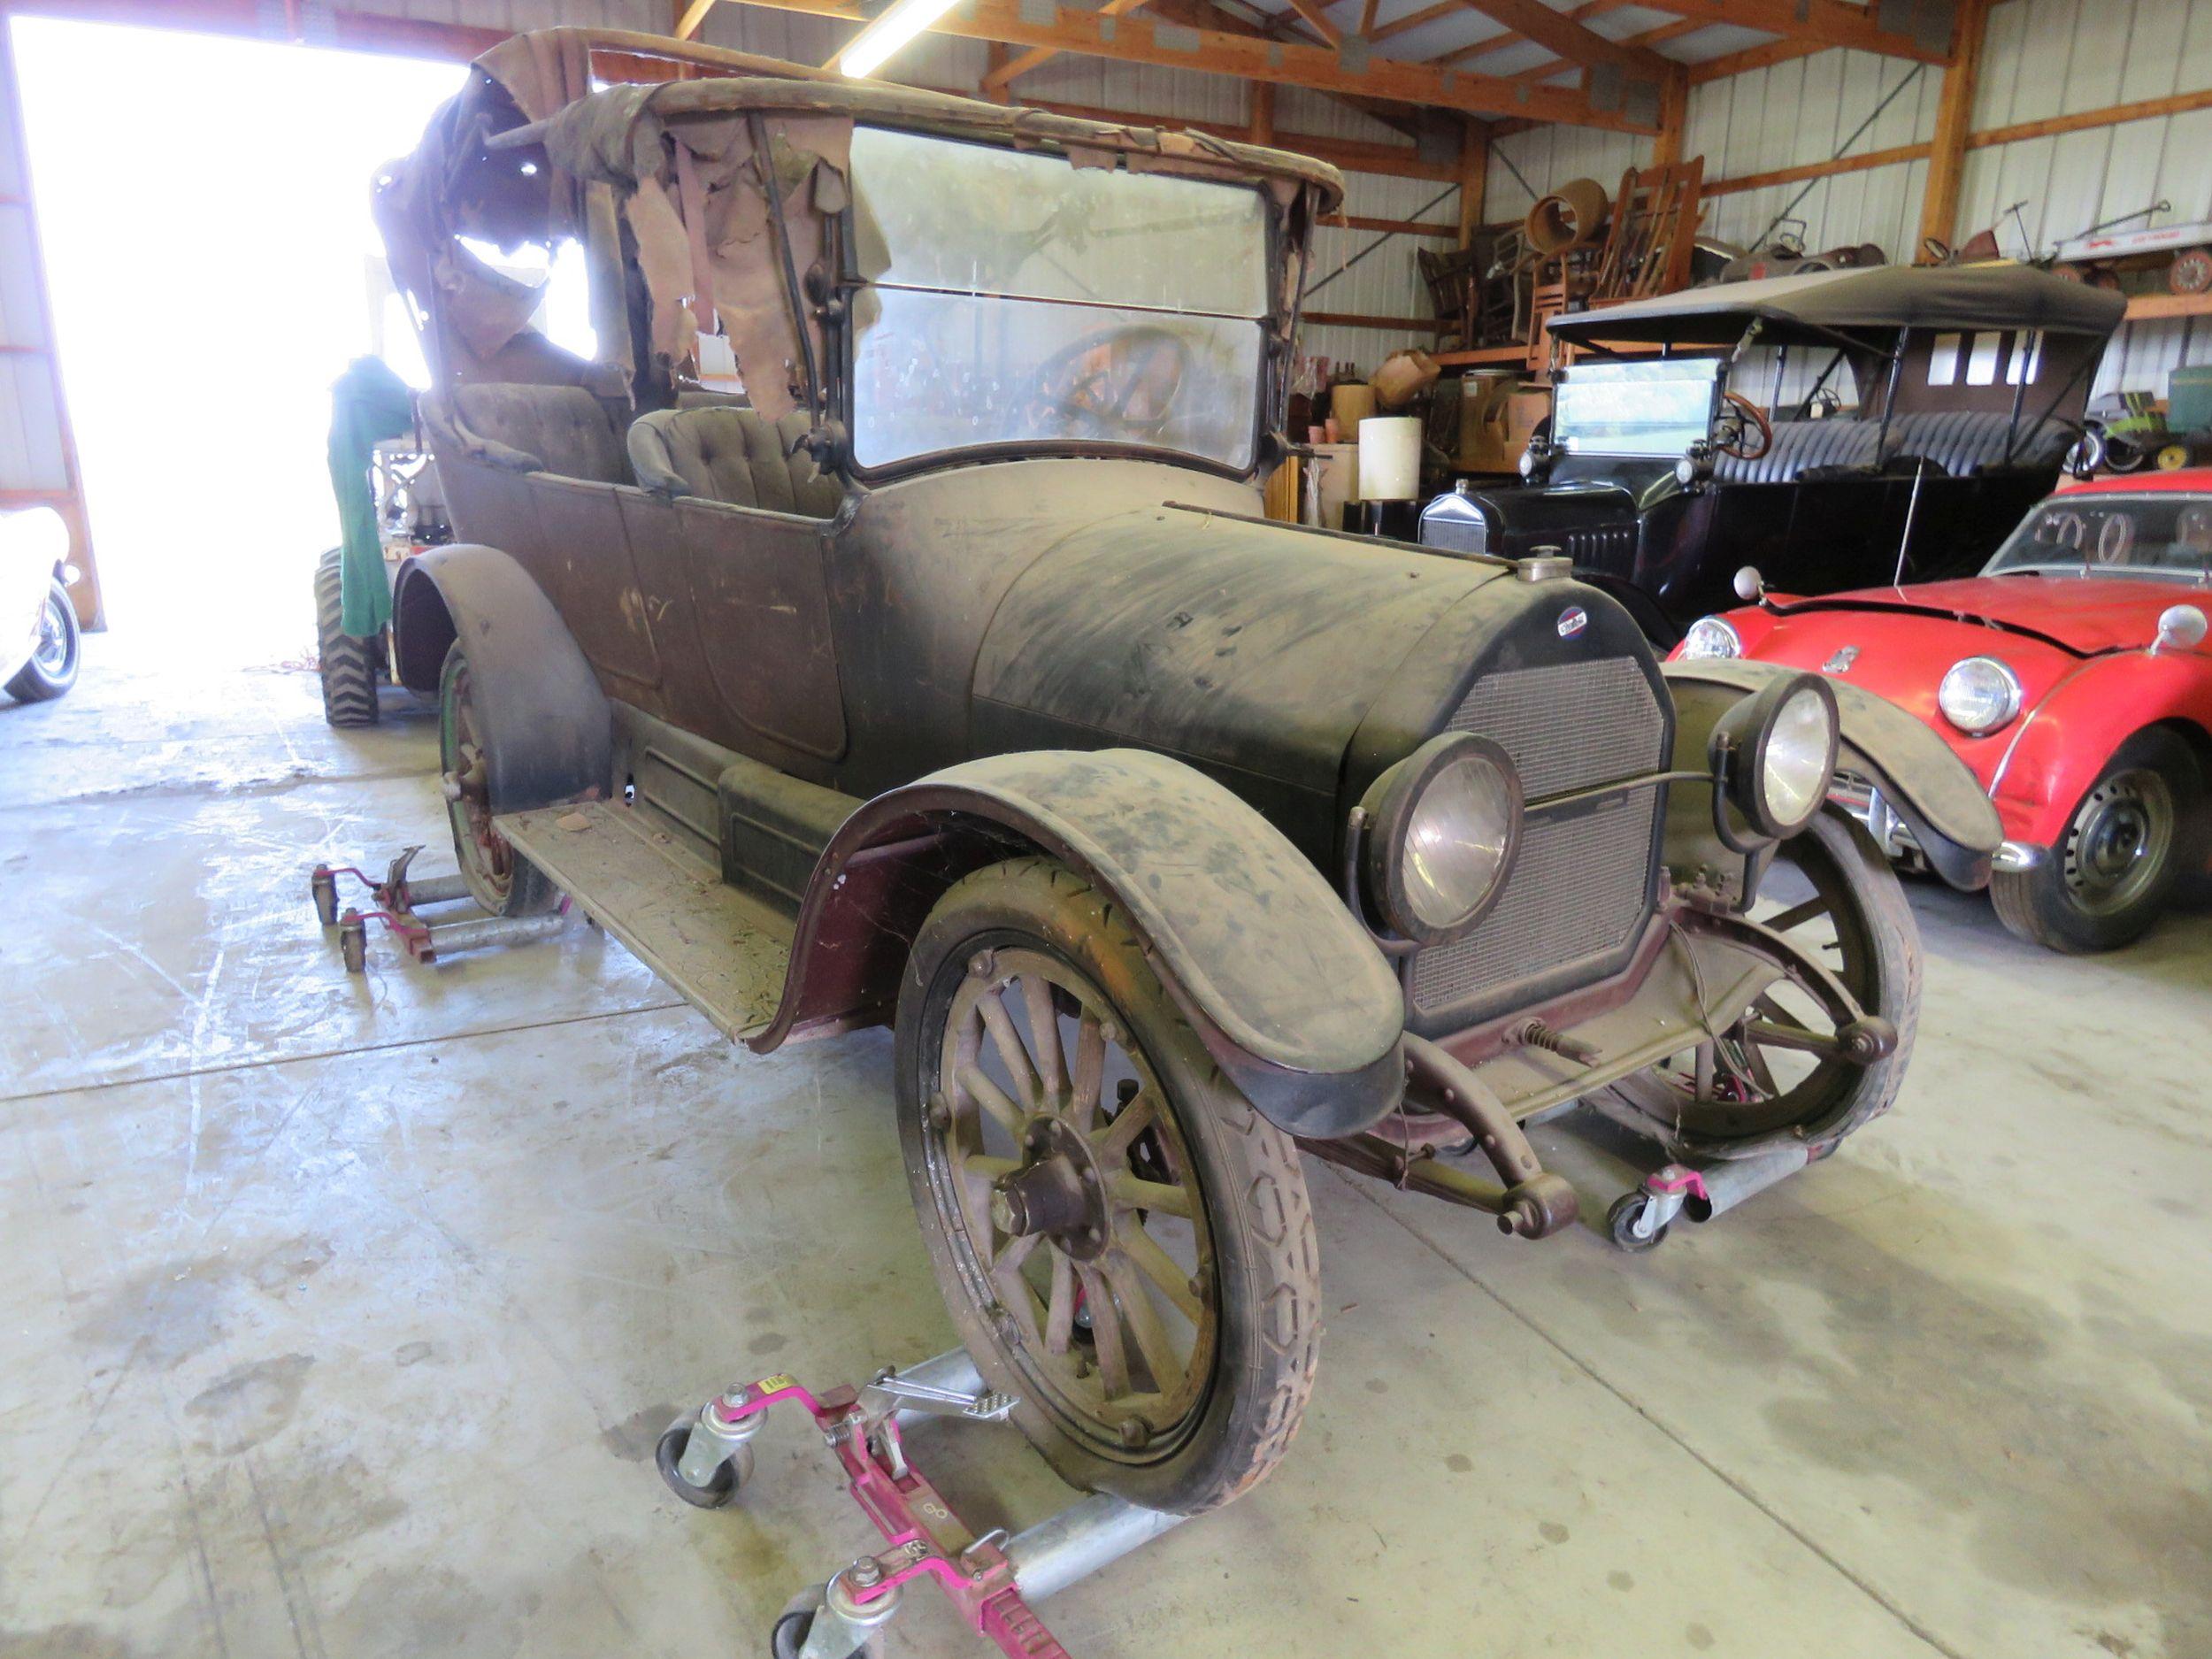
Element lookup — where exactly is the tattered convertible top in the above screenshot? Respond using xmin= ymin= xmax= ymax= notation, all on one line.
xmin=375 ymin=27 xmax=1342 ymax=419
xmin=1547 ymin=261 xmax=2128 ymax=348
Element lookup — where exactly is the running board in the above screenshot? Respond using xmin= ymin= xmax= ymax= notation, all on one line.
xmin=497 ymin=803 xmax=793 ymax=1041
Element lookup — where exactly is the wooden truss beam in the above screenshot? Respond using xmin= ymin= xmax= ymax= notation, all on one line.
xmin=1625 ymin=0 xmax=1951 ymax=65
xmin=726 ymin=0 xmax=1656 ymax=128
xmin=1450 ymin=0 xmax=1666 ymax=76
xmin=1686 ymin=35 xmax=1828 ymax=85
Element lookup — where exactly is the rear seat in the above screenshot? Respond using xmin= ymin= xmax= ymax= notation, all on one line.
xmin=626 ymin=406 xmax=843 ymax=519
xmin=1714 ymin=410 xmax=2073 ymax=484
xmin=447 ymin=382 xmax=630 ymax=484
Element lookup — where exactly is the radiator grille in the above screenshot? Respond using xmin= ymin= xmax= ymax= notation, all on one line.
xmin=1413 ymin=655 xmax=1667 ymax=1025
xmin=1421 ymin=511 xmax=1486 ymax=557
xmin=1444 ymin=657 xmax=1665 ymax=799
xmin=1410 ymin=788 xmax=1658 ymax=1018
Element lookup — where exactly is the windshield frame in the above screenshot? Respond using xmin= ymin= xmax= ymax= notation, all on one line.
xmin=834 ymin=126 xmax=1284 ymax=486
xmin=1979 ymin=490 xmax=2212 ymax=584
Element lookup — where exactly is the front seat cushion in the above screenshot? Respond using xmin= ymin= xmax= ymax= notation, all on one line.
xmin=627 ymin=407 xmax=842 ymax=518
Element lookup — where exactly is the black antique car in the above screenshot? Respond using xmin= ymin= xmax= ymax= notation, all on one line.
xmin=1422 ymin=265 xmax=2126 ymax=641
xmin=366 ymin=29 xmax=2001 ymax=1525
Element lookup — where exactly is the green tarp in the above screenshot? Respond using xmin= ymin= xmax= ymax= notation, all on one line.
xmin=326 ymin=356 xmax=415 ymax=637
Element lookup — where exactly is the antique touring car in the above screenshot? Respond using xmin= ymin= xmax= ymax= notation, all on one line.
xmin=1422 ymin=265 xmax=2125 ymax=640
xmin=367 ymin=29 xmax=2000 ymax=1518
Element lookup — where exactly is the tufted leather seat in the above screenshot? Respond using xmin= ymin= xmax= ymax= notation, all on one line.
xmin=449 ymin=383 xmax=630 ymax=484
xmin=1887 ymin=410 xmax=2070 ymax=475
xmin=1713 ymin=418 xmax=1884 ymax=484
xmin=626 ymin=406 xmax=843 ymax=519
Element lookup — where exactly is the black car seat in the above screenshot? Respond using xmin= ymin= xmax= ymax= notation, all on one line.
xmin=445 ymin=383 xmax=631 ymax=483
xmin=1886 ymin=410 xmax=2071 ymax=475
xmin=1711 ymin=417 xmax=1884 ymax=484
xmin=626 ymin=406 xmax=843 ymax=518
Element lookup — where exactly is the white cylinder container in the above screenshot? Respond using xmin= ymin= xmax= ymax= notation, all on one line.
xmin=1357 ymin=415 xmax=1422 ymax=501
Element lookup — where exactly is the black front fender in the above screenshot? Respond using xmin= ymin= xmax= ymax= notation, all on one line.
xmin=755 ymin=748 xmax=1407 ymax=1137
xmin=1664 ymin=659 xmax=2001 ymax=890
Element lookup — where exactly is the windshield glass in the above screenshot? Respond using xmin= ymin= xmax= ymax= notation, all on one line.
xmin=848 ymin=125 xmax=1270 ymax=472
xmin=1985 ymin=494 xmax=2212 ymax=580
xmin=1552 ymin=358 xmax=1723 ymax=457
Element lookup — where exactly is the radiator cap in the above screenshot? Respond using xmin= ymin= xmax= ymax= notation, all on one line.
xmin=1517 ymin=546 xmax=1573 ymax=582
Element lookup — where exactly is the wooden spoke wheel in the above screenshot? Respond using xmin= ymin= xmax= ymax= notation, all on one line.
xmin=438 ymin=644 xmax=555 ymax=918
xmin=1599 ymin=810 xmax=1920 ymax=1156
xmin=895 ymin=857 xmax=1318 ymax=1514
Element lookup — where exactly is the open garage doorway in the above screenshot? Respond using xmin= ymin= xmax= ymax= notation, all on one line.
xmin=10 ymin=17 xmax=464 ymax=671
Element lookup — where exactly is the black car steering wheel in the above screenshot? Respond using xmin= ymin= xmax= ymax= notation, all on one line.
xmin=1713 ymin=392 xmax=1773 ymax=461
xmin=1025 ymin=325 xmax=1191 ymax=442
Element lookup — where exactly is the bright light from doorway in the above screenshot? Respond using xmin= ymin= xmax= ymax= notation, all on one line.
xmin=9 ymin=18 xmax=571 ymax=668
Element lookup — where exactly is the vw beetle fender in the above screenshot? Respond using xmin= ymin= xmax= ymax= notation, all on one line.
xmin=1985 ymin=650 xmax=2212 ymax=850
xmin=752 ymin=748 xmax=1408 ymax=1138
xmin=390 ymin=543 xmax=612 ymax=811
xmin=1663 ymin=659 xmax=2003 ymax=890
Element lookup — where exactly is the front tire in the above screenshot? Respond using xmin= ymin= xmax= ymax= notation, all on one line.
xmin=314 ymin=548 xmax=380 ymax=727
xmin=1991 ymin=729 xmax=2202 ymax=953
xmin=894 ymin=856 xmax=1320 ymax=1515
xmin=437 ymin=642 xmax=557 ymax=918
xmin=1598 ymin=808 xmax=1920 ymax=1157
xmin=5 ymin=580 xmax=79 ymax=703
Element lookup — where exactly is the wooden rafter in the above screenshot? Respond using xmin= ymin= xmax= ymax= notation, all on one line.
xmin=1450 ymin=0 xmax=1666 ymax=75
xmin=674 ymin=0 xmax=718 ymax=41
xmin=1495 ymin=12 xmax=1702 ymax=85
xmin=723 ymin=0 xmax=1656 ymax=128
xmin=1280 ymin=0 xmax=1343 ymax=47
xmin=1625 ymin=0 xmax=1950 ymax=64
xmin=983 ymin=0 xmax=1156 ymax=90
xmin=1367 ymin=0 xmax=1463 ymax=46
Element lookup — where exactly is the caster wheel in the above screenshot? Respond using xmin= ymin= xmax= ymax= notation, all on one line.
xmin=771 ymin=1587 xmax=885 ymax=1659
xmin=656 ymin=1420 xmax=751 ymax=1509
xmin=1608 ymin=1190 xmax=1670 ymax=1253
xmin=339 ymin=912 xmax=367 ymax=974
xmin=311 ymin=869 xmax=340 ymax=927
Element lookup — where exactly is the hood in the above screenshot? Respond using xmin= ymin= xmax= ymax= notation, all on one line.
xmin=1770 ymin=574 xmax=2199 ymax=656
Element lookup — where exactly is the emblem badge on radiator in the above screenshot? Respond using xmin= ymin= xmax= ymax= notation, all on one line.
xmin=1556 ymin=605 xmax=1588 ymax=639
xmin=1824 ymin=645 xmax=1860 ymax=672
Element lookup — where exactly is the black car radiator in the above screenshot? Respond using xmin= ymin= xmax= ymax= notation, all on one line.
xmin=1408 ymin=656 xmax=1666 ymax=1031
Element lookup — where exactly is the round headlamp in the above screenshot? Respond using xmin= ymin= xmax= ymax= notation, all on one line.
xmin=1360 ymin=733 xmax=1524 ymax=945
xmin=1679 ymin=616 xmax=1742 ymax=659
xmin=1709 ymin=672 xmax=1839 ymax=845
xmin=1937 ymin=656 xmax=2023 ymax=735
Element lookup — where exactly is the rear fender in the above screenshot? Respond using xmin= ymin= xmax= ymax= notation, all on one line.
xmin=1664 ymin=659 xmax=2003 ymax=890
xmin=390 ymin=543 xmax=612 ymax=811
xmin=750 ymin=748 xmax=1407 ymax=1138
xmin=1989 ymin=652 xmax=2212 ymax=847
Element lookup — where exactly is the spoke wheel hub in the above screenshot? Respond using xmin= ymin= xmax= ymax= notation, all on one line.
xmin=992 ymin=1118 xmax=1110 ymax=1260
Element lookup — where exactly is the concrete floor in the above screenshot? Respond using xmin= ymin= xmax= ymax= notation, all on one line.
xmin=4 ymin=642 xmax=2208 ymax=1659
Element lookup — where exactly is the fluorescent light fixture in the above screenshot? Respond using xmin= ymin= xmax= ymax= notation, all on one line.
xmin=838 ymin=0 xmax=961 ymax=78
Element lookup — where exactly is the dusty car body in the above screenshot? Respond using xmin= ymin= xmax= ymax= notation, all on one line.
xmin=371 ymin=28 xmax=2001 ymax=1521
xmin=1679 ymin=468 xmax=2212 ymax=952
xmin=1422 ymin=265 xmax=2125 ymax=641
xmin=2 ymin=505 xmax=79 ymax=704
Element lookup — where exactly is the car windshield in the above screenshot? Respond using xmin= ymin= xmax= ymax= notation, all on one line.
xmin=846 ymin=125 xmax=1271 ymax=473
xmin=1985 ymin=494 xmax=2212 ymax=581
xmin=1551 ymin=358 xmax=1724 ymax=457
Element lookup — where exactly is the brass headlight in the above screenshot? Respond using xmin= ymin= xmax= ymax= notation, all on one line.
xmin=1360 ymin=733 xmax=1524 ymax=945
xmin=1709 ymin=672 xmax=1839 ymax=846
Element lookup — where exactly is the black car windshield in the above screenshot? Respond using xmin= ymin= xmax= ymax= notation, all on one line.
xmin=1985 ymin=494 xmax=2212 ymax=581
xmin=846 ymin=125 xmax=1270 ymax=473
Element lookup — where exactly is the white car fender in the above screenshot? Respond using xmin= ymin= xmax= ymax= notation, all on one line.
xmin=0 ymin=506 xmax=69 ymax=683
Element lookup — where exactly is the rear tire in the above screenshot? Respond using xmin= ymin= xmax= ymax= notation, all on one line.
xmin=1991 ymin=729 xmax=2201 ymax=953
xmin=894 ymin=856 xmax=1320 ymax=1515
xmin=315 ymin=547 xmax=380 ymax=728
xmin=437 ymin=641 xmax=557 ymax=918
xmin=5 ymin=580 xmax=79 ymax=703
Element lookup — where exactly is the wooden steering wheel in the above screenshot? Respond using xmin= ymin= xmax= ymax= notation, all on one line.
xmin=1714 ymin=392 xmax=1773 ymax=461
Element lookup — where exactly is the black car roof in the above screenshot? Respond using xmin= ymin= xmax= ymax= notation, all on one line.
xmin=1547 ymin=261 xmax=2127 ymax=348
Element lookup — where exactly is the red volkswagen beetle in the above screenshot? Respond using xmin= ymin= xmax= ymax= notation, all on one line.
xmin=1675 ymin=470 xmax=2212 ymax=951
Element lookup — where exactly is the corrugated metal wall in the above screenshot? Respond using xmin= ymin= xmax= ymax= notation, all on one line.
xmin=1488 ymin=0 xmax=2212 ymax=403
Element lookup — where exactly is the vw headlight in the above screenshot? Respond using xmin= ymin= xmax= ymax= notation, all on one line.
xmin=1679 ymin=616 xmax=1742 ymax=659
xmin=1709 ymin=672 xmax=1839 ymax=845
xmin=1360 ymin=733 xmax=1523 ymax=944
xmin=1937 ymin=656 xmax=2022 ymax=735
